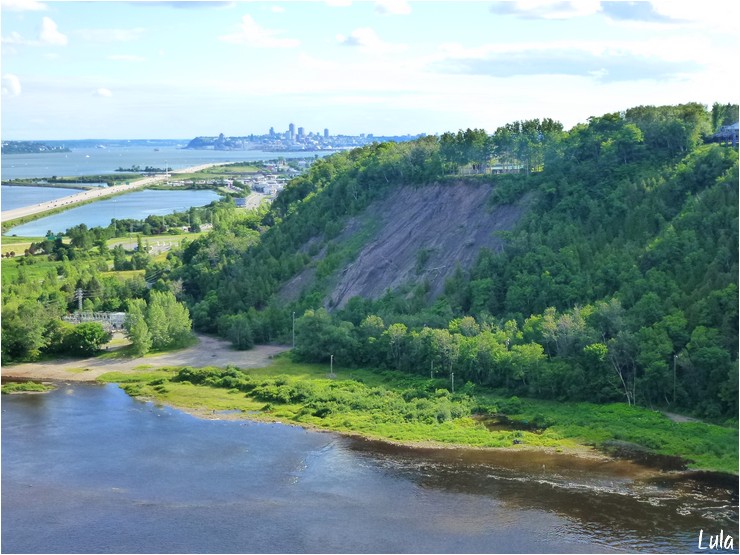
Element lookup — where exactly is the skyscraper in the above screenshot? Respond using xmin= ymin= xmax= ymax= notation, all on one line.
xmin=324 ymin=128 xmax=329 ymax=139
xmin=289 ymin=123 xmax=295 ymax=141
xmin=297 ymin=126 xmax=305 ymax=139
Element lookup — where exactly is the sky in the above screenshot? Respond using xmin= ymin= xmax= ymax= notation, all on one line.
xmin=1 ymin=0 xmax=738 ymax=139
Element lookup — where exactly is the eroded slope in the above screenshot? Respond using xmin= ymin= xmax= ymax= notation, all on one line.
xmin=281 ymin=182 xmax=529 ymax=309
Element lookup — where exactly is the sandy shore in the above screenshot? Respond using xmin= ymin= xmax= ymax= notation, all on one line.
xmin=1 ymin=163 xmax=223 ymax=223
xmin=1 ymin=335 xmax=289 ymax=383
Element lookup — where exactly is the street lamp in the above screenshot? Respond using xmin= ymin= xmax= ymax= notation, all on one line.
xmin=292 ymin=311 xmax=296 ymax=349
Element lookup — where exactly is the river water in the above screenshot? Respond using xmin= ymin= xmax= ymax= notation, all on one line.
xmin=4 ymin=189 xmax=221 ymax=236
xmin=2 ymin=384 xmax=737 ymax=553
xmin=1 ymin=146 xmax=328 ymax=180
xmin=1 ymin=186 xmax=83 ymax=213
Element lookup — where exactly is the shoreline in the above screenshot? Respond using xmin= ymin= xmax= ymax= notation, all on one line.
xmin=7 ymin=370 xmax=736 ymax=482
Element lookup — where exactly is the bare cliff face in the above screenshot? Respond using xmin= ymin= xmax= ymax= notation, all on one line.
xmin=280 ymin=182 xmax=529 ymax=309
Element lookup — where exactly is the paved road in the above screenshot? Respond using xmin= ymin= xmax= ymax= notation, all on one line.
xmin=1 ymin=163 xmax=222 ymax=223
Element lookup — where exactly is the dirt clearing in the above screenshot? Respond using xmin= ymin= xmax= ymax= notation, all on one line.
xmin=1 ymin=334 xmax=289 ymax=383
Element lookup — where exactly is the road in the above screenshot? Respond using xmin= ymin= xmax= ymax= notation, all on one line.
xmin=1 ymin=163 xmax=223 ymax=223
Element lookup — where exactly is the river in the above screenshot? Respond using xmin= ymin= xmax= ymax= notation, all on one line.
xmin=2 ymin=384 xmax=737 ymax=553
xmin=1 ymin=185 xmax=85 ymax=213
xmin=1 ymin=146 xmax=329 ymax=180
xmin=4 ymin=189 xmax=221 ymax=236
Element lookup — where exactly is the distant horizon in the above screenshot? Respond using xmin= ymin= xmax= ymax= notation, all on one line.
xmin=2 ymin=1 xmax=736 ymax=140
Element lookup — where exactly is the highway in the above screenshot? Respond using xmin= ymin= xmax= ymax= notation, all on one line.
xmin=1 ymin=163 xmax=222 ymax=224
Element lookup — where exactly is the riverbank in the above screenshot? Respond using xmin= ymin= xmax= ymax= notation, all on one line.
xmin=4 ymin=340 xmax=736 ymax=476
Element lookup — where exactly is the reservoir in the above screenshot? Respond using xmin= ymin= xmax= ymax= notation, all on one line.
xmin=2 ymin=384 xmax=737 ymax=553
xmin=5 ymin=189 xmax=221 ymax=236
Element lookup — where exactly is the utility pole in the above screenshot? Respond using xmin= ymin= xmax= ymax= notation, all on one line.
xmin=431 ymin=359 xmax=434 ymax=380
xmin=292 ymin=311 xmax=296 ymax=349
xmin=673 ymin=354 xmax=678 ymax=404
xmin=329 ymin=354 xmax=334 ymax=378
xmin=75 ymin=288 xmax=83 ymax=312
xmin=451 ymin=372 xmax=455 ymax=394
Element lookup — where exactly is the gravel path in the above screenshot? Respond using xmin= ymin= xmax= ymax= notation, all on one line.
xmin=1 ymin=334 xmax=289 ymax=383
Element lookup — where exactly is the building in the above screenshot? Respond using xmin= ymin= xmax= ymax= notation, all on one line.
xmin=324 ymin=128 xmax=329 ymax=139
xmin=298 ymin=126 xmax=305 ymax=139
xmin=289 ymin=123 xmax=295 ymax=141
xmin=711 ymin=122 xmax=739 ymax=147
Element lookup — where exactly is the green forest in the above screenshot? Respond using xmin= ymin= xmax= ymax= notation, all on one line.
xmin=3 ymin=102 xmax=738 ymax=425
xmin=172 ymin=102 xmax=739 ymax=421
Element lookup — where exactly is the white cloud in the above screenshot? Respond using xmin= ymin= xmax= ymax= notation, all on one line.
xmin=336 ymin=27 xmax=406 ymax=53
xmin=219 ymin=15 xmax=299 ymax=48
xmin=39 ymin=17 xmax=68 ymax=46
xmin=1 ymin=0 xmax=47 ymax=11
xmin=271 ymin=5 xmax=285 ymax=13
xmin=75 ymin=28 xmax=146 ymax=42
xmin=325 ymin=0 xmax=352 ymax=6
xmin=1 ymin=32 xmax=27 ymax=45
xmin=375 ymin=0 xmax=411 ymax=15
xmin=108 ymin=54 xmax=147 ymax=62
xmin=489 ymin=0 xmax=600 ymax=20
xmin=93 ymin=88 xmax=113 ymax=97
xmin=1 ymin=74 xmax=22 ymax=97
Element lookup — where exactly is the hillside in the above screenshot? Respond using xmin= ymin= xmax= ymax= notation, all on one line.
xmin=172 ymin=103 xmax=738 ymax=420
xmin=279 ymin=182 xmax=530 ymax=309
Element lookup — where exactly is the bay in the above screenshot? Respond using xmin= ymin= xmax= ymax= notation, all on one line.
xmin=2 ymin=146 xmax=328 ymax=180
xmin=5 ymin=189 xmax=221 ymax=236
xmin=2 ymin=384 xmax=736 ymax=554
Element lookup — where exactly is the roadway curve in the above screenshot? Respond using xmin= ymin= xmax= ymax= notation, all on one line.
xmin=1 ymin=163 xmax=222 ymax=223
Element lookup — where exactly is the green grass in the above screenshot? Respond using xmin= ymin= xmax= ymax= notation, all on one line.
xmin=1 ymin=257 xmax=60 ymax=284
xmin=2 ymin=381 xmax=55 ymax=394
xmin=501 ymin=398 xmax=739 ymax=474
xmin=97 ymin=355 xmax=738 ymax=473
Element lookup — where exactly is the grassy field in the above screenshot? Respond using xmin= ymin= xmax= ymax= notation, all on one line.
xmin=1 ymin=257 xmax=60 ymax=284
xmin=1 ymin=238 xmax=42 ymax=255
xmin=170 ymin=164 xmax=261 ymax=182
xmin=97 ymin=355 xmax=739 ymax=474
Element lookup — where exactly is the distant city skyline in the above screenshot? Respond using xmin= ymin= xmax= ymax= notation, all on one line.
xmin=1 ymin=0 xmax=737 ymax=140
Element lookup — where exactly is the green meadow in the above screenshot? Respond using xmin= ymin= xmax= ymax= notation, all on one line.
xmin=98 ymin=355 xmax=738 ymax=474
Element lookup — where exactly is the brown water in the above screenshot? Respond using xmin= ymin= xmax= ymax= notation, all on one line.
xmin=2 ymin=384 xmax=737 ymax=553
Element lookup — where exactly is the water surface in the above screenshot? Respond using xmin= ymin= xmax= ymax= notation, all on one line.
xmin=5 ymin=189 xmax=221 ymax=236
xmin=1 ymin=186 xmax=82 ymax=213
xmin=2 ymin=384 xmax=736 ymax=553
xmin=2 ymin=146 xmax=327 ymax=180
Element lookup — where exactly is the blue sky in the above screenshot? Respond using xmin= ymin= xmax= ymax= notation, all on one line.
xmin=1 ymin=0 xmax=737 ymax=139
